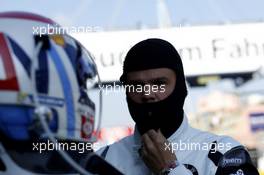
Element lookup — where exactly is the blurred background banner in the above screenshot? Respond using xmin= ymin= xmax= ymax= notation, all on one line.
xmin=1 ymin=0 xmax=264 ymax=173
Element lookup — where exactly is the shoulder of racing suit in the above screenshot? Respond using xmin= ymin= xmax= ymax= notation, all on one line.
xmin=173 ymin=125 xmax=259 ymax=175
xmin=208 ymin=141 xmax=259 ymax=175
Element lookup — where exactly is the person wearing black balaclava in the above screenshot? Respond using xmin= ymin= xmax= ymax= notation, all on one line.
xmin=96 ymin=38 xmax=259 ymax=175
xmin=120 ymin=38 xmax=187 ymax=139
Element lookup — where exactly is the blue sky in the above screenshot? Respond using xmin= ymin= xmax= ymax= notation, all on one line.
xmin=1 ymin=0 xmax=264 ymax=30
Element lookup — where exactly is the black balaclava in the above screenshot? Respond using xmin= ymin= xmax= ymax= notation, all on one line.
xmin=120 ymin=38 xmax=188 ymax=138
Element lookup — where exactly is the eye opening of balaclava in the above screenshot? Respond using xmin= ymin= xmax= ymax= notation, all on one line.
xmin=120 ymin=38 xmax=188 ymax=138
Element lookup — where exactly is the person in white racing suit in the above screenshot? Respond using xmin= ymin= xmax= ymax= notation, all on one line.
xmin=0 ymin=12 xmax=123 ymax=175
xmin=97 ymin=38 xmax=259 ymax=175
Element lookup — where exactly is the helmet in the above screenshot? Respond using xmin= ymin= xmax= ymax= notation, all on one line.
xmin=0 ymin=12 xmax=101 ymax=174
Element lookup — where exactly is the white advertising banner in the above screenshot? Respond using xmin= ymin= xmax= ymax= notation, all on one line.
xmin=73 ymin=23 xmax=264 ymax=82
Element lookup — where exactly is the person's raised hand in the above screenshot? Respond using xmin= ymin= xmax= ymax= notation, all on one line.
xmin=139 ymin=129 xmax=176 ymax=174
